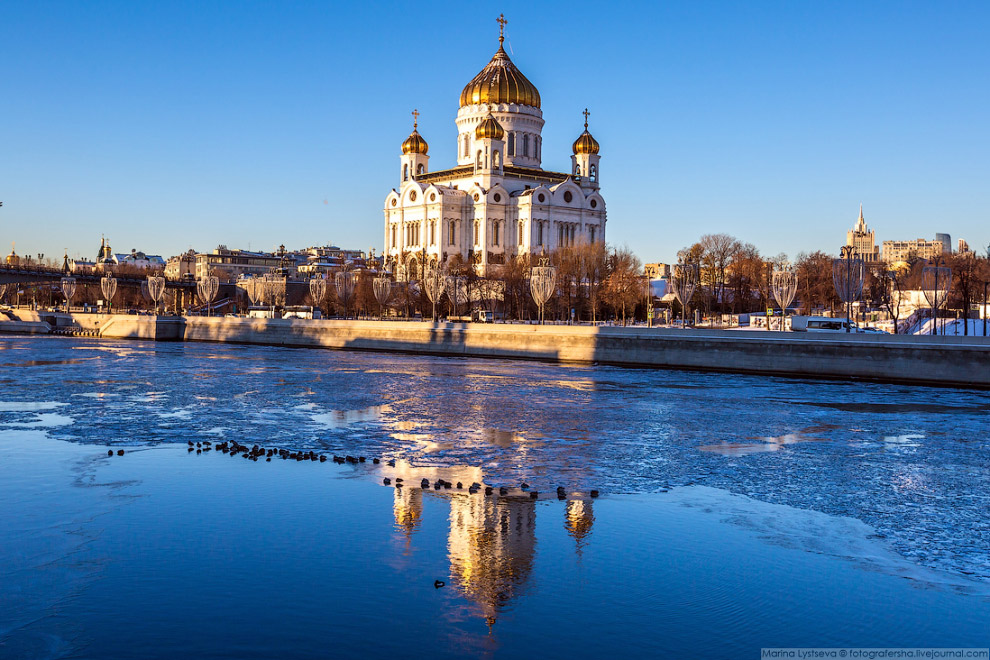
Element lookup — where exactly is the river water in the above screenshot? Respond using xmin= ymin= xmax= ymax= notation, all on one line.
xmin=1 ymin=335 xmax=988 ymax=658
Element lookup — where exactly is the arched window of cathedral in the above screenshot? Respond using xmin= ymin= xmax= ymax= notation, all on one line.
xmin=463 ymin=134 xmax=469 ymax=158
xmin=476 ymin=150 xmax=483 ymax=171
xmin=493 ymin=222 xmax=500 ymax=247
xmin=590 ymin=164 xmax=597 ymax=182
xmin=474 ymin=220 xmax=480 ymax=246
xmin=430 ymin=221 xmax=435 ymax=246
xmin=523 ymin=134 xmax=530 ymax=157
xmin=417 ymin=163 xmax=425 ymax=175
xmin=449 ymin=220 xmax=456 ymax=245
xmin=536 ymin=136 xmax=541 ymax=161
xmin=507 ymin=133 xmax=515 ymax=157
xmin=574 ymin=163 xmax=581 ymax=176
xmin=589 ymin=227 xmax=596 ymax=244
xmin=403 ymin=164 xmax=409 ymax=181
xmin=537 ymin=223 xmax=543 ymax=246
xmin=493 ymin=150 xmax=501 ymax=170
xmin=518 ymin=220 xmax=524 ymax=245
xmin=391 ymin=226 xmax=396 ymax=248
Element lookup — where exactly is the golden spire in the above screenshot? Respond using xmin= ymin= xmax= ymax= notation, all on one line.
xmin=412 ymin=108 xmax=419 ymax=130
xmin=497 ymin=13 xmax=507 ymax=45
xmin=583 ymin=107 xmax=590 ymax=129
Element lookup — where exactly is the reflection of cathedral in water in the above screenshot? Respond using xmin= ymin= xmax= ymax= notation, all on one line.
xmin=448 ymin=495 xmax=537 ymax=630
xmin=387 ymin=467 xmax=595 ymax=630
xmin=565 ymin=499 xmax=595 ymax=554
xmin=393 ymin=486 xmax=423 ymax=546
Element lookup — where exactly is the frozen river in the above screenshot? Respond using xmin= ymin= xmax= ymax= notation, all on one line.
xmin=1 ymin=335 xmax=988 ymax=657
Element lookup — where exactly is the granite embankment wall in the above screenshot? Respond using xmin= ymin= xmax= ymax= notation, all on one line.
xmin=2 ymin=310 xmax=989 ymax=387
xmin=182 ymin=317 xmax=990 ymax=388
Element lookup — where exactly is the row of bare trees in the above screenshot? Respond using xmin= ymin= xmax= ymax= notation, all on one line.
xmin=288 ymin=245 xmax=644 ymax=323
xmin=677 ymin=233 xmax=990 ymax=334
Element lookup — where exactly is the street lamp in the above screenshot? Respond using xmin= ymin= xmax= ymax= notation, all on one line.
xmin=147 ymin=276 xmax=166 ymax=316
xmin=198 ymin=276 xmax=220 ymax=317
xmin=672 ymin=262 xmax=698 ymax=328
xmin=420 ymin=265 xmax=443 ymax=321
xmin=60 ymin=277 xmax=77 ymax=313
xmin=373 ymin=271 xmax=392 ymax=320
xmin=984 ymin=280 xmax=988 ymax=338
xmin=530 ymin=255 xmax=556 ymax=325
xmin=832 ymin=246 xmax=864 ymax=333
xmin=772 ymin=265 xmax=798 ymax=332
xmin=921 ymin=257 xmax=951 ymax=336
xmin=334 ymin=271 xmax=355 ymax=319
xmin=309 ymin=276 xmax=328 ymax=319
xmin=644 ymin=273 xmax=654 ymax=328
xmin=101 ymin=276 xmax=117 ymax=314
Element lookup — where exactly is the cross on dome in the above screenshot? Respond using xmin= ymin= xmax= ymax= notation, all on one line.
xmin=497 ymin=14 xmax=507 ymax=44
xmin=583 ymin=108 xmax=590 ymax=128
xmin=412 ymin=108 xmax=419 ymax=129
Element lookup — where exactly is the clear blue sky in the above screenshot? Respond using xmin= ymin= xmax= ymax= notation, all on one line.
xmin=2 ymin=0 xmax=988 ymax=263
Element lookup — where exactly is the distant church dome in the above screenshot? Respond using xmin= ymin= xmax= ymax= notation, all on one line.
xmin=5 ymin=244 xmax=18 ymax=266
xmin=459 ymin=20 xmax=540 ymax=109
xmin=475 ymin=112 xmax=504 ymax=140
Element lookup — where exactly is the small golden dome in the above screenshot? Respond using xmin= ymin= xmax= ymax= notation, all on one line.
xmin=572 ymin=130 xmax=599 ymax=155
xmin=573 ymin=124 xmax=599 ymax=156
xmin=402 ymin=128 xmax=428 ymax=155
xmin=573 ymin=109 xmax=600 ymax=155
xmin=459 ymin=46 xmax=541 ymax=109
xmin=475 ymin=112 xmax=504 ymax=140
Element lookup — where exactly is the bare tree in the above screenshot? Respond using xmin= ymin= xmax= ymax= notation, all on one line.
xmin=877 ymin=262 xmax=910 ymax=334
xmin=698 ymin=233 xmax=741 ymax=317
xmin=949 ymin=253 xmax=987 ymax=335
xmin=795 ymin=251 xmax=839 ymax=314
xmin=727 ymin=242 xmax=764 ymax=314
xmin=603 ymin=247 xmax=642 ymax=325
xmin=580 ymin=242 xmax=608 ymax=323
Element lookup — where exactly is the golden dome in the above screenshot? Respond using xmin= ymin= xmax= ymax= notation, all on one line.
xmin=402 ymin=128 xmax=428 ymax=155
xmin=573 ymin=109 xmax=600 ymax=155
xmin=475 ymin=112 xmax=504 ymax=140
xmin=5 ymin=243 xmax=18 ymax=266
xmin=573 ymin=125 xmax=599 ymax=156
xmin=459 ymin=44 xmax=541 ymax=109
xmin=572 ymin=130 xmax=599 ymax=155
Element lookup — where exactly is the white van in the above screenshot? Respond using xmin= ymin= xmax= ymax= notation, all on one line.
xmin=790 ymin=316 xmax=856 ymax=332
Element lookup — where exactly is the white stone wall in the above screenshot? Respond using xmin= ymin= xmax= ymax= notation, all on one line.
xmin=385 ymin=174 xmax=606 ymax=274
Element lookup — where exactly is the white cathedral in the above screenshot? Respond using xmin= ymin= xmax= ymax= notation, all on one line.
xmin=384 ymin=16 xmax=606 ymax=278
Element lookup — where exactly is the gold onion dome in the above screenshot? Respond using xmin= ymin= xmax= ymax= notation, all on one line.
xmin=459 ymin=19 xmax=540 ymax=109
xmin=475 ymin=112 xmax=504 ymax=140
xmin=401 ymin=126 xmax=428 ymax=155
xmin=572 ymin=114 xmax=600 ymax=155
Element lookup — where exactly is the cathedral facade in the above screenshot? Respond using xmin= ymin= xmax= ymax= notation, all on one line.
xmin=384 ymin=17 xmax=606 ymax=278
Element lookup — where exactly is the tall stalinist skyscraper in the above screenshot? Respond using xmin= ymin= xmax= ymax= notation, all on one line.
xmin=845 ymin=204 xmax=879 ymax=263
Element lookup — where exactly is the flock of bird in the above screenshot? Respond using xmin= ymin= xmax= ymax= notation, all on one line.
xmin=106 ymin=440 xmax=600 ymax=500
